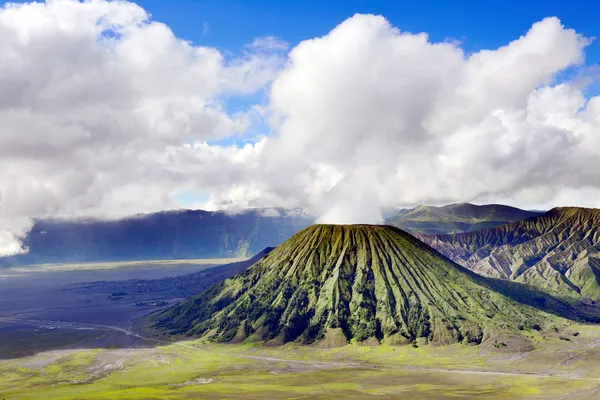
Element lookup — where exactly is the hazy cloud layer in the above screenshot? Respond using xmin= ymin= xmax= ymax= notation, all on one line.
xmin=0 ymin=0 xmax=282 ymax=255
xmin=0 ymin=2 xmax=598 ymax=254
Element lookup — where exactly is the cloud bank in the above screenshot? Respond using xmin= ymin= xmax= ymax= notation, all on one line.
xmin=0 ymin=1 xmax=598 ymax=254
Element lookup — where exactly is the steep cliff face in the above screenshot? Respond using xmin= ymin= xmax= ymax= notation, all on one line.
xmin=416 ymin=208 xmax=600 ymax=300
xmin=152 ymin=224 xmax=585 ymax=346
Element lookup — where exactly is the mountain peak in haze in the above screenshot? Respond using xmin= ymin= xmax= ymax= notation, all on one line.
xmin=386 ymin=203 xmax=542 ymax=234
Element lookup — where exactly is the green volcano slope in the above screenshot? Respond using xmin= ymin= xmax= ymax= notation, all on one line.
xmin=386 ymin=203 xmax=542 ymax=234
xmin=152 ymin=225 xmax=595 ymax=346
xmin=416 ymin=207 xmax=600 ymax=300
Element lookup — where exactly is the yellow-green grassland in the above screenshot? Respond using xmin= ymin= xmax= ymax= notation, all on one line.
xmin=2 ymin=323 xmax=600 ymax=400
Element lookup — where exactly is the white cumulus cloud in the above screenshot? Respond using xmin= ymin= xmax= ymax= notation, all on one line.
xmin=0 ymin=5 xmax=599 ymax=254
xmin=249 ymin=14 xmax=598 ymax=223
xmin=0 ymin=0 xmax=281 ymax=255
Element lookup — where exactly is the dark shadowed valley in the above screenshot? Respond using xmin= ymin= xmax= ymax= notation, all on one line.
xmin=0 ymin=255 xmax=267 ymax=358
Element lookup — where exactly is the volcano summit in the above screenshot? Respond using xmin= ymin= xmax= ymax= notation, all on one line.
xmin=152 ymin=224 xmax=587 ymax=346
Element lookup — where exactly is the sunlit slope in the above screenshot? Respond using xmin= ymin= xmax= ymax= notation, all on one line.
xmin=152 ymin=224 xmax=587 ymax=346
xmin=416 ymin=207 xmax=600 ymax=300
xmin=386 ymin=203 xmax=541 ymax=234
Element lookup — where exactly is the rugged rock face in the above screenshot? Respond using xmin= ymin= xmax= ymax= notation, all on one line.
xmin=415 ymin=208 xmax=600 ymax=300
xmin=386 ymin=203 xmax=541 ymax=234
xmin=152 ymin=224 xmax=584 ymax=346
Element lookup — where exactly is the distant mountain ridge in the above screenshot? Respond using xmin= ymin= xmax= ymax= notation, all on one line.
xmin=0 ymin=208 xmax=313 ymax=266
xmin=415 ymin=207 xmax=600 ymax=300
xmin=152 ymin=224 xmax=594 ymax=346
xmin=386 ymin=203 xmax=542 ymax=234
xmin=0 ymin=202 xmax=550 ymax=267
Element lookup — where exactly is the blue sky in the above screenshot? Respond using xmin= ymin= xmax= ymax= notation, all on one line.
xmin=107 ymin=0 xmax=599 ymax=102
xmin=2 ymin=0 xmax=597 ymax=100
xmin=4 ymin=1 xmax=594 ymax=61
xmin=130 ymin=0 xmax=599 ymax=63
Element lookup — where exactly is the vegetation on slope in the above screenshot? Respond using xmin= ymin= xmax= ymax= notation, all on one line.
xmin=152 ymin=225 xmax=590 ymax=346
xmin=386 ymin=203 xmax=541 ymax=234
xmin=416 ymin=207 xmax=600 ymax=300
